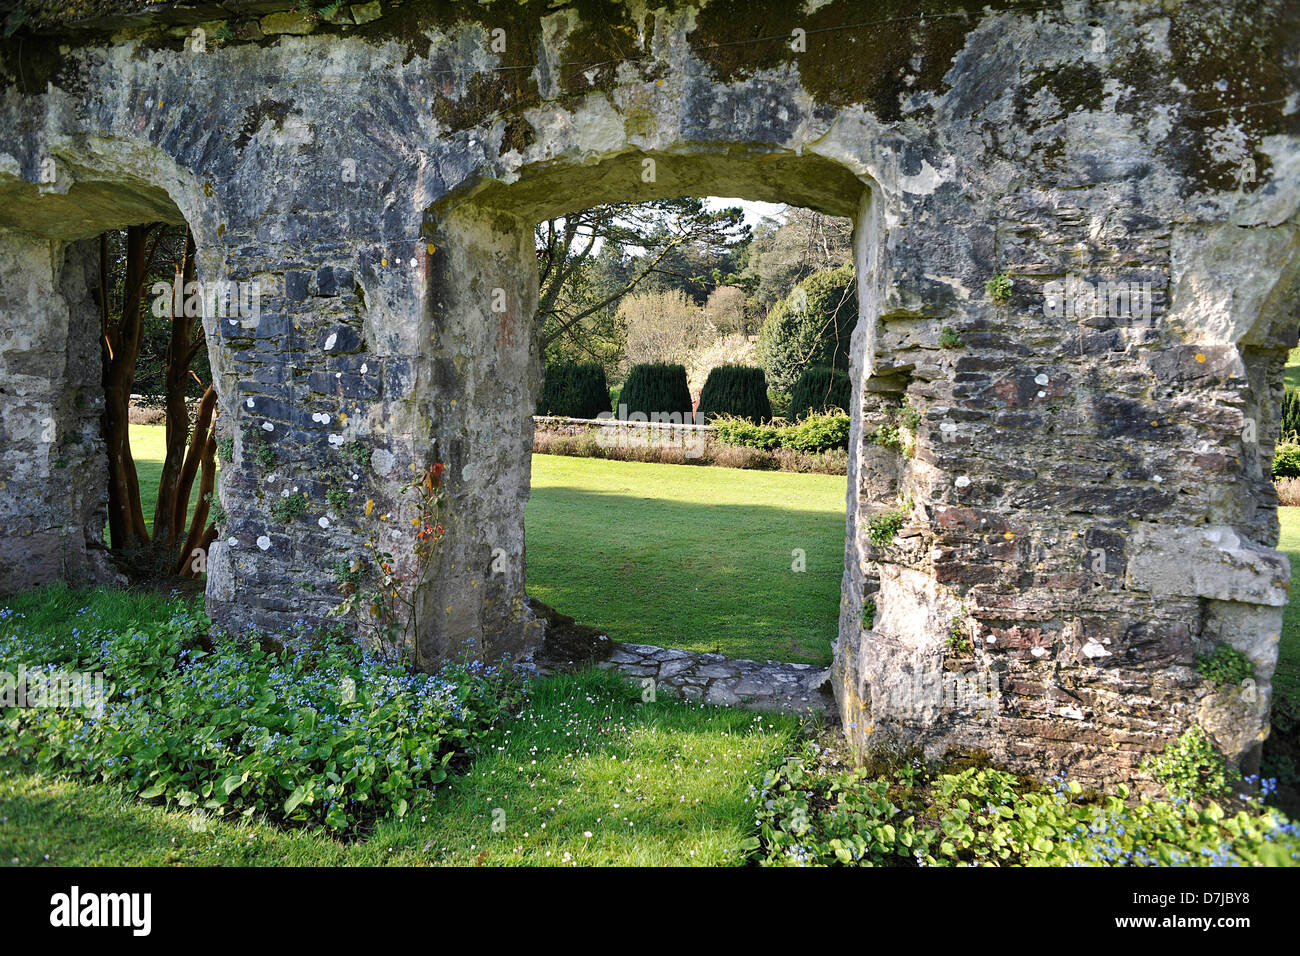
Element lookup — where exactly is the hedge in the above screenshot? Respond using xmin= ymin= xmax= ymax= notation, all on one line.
xmin=619 ymin=362 xmax=694 ymax=421
xmin=538 ymin=361 xmax=612 ymax=419
xmin=697 ymin=365 xmax=772 ymax=424
xmin=711 ymin=410 xmax=851 ymax=454
xmin=1275 ymin=441 xmax=1300 ymax=478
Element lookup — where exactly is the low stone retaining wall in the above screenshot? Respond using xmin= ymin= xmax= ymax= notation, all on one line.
xmin=531 ymin=415 xmax=848 ymax=475
xmin=597 ymin=642 xmax=834 ymax=716
xmin=534 ymin=414 xmax=712 ymax=454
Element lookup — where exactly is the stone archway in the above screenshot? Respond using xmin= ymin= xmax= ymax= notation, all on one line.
xmin=1 ymin=0 xmax=1297 ymax=785
xmin=414 ymin=150 xmax=875 ymax=668
xmin=0 ymin=162 xmax=211 ymax=593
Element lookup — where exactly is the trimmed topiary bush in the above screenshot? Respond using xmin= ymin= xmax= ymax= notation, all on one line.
xmin=788 ymin=365 xmax=852 ymax=421
xmin=696 ymin=365 xmax=772 ymax=424
xmin=1273 ymin=441 xmax=1300 ymax=478
xmin=756 ymin=264 xmax=857 ymax=392
xmin=1281 ymin=387 xmax=1300 ymax=441
xmin=619 ymin=362 xmax=693 ymax=421
xmin=538 ymin=361 xmax=612 ymax=420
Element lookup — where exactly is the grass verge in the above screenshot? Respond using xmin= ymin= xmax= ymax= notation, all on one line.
xmin=1 ymin=586 xmax=801 ymax=866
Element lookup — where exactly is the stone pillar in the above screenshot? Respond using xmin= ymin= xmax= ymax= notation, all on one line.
xmin=414 ymin=205 xmax=544 ymax=664
xmin=202 ymin=213 xmax=544 ymax=666
xmin=0 ymin=230 xmax=113 ymax=593
xmin=833 ymin=189 xmax=1298 ymax=780
xmin=202 ymin=234 xmax=430 ymax=647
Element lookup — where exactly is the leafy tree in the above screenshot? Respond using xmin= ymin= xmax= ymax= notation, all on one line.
xmin=95 ymin=224 xmax=218 ymax=578
xmin=133 ymin=300 xmax=212 ymax=402
xmin=756 ymin=265 xmax=857 ymax=392
xmin=743 ymin=208 xmax=853 ymax=314
xmin=703 ymin=285 xmax=749 ymax=335
xmin=619 ymin=289 xmax=713 ymax=373
xmin=536 ymin=199 xmax=749 ymax=370
xmin=685 ymin=331 xmax=758 ymax=396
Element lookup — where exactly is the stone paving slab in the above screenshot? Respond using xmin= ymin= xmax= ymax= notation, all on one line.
xmin=594 ymin=642 xmax=834 ymax=716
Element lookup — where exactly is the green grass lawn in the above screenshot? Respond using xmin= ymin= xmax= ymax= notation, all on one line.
xmin=1 ymin=667 xmax=798 ymax=866
xmin=526 ymin=455 xmax=845 ymax=664
xmin=1275 ymin=507 xmax=1300 ymax=701
xmin=1286 ymin=345 xmax=1300 ymax=391
xmin=120 ymin=423 xmax=209 ymax=542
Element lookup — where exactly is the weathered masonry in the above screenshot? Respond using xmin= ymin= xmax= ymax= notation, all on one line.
xmin=1 ymin=0 xmax=1297 ymax=784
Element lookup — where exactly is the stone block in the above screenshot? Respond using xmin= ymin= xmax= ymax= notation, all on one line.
xmin=261 ymin=12 xmax=317 ymax=35
xmin=1126 ymin=524 xmax=1290 ymax=607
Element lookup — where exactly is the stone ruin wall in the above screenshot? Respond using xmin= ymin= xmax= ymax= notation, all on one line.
xmin=0 ymin=0 xmax=1298 ymax=784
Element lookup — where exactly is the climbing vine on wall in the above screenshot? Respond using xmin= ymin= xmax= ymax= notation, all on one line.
xmin=330 ymin=458 xmax=447 ymax=655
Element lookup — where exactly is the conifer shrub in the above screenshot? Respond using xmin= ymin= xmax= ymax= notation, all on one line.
xmin=537 ymin=361 xmax=611 ymax=420
xmin=788 ymin=365 xmax=852 ymax=421
xmin=1280 ymin=387 xmax=1300 ymax=441
xmin=697 ymin=364 xmax=772 ymax=424
xmin=619 ymin=362 xmax=694 ymax=421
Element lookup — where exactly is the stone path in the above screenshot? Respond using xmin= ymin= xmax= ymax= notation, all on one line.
xmin=522 ymin=599 xmax=833 ymax=716
xmin=595 ymin=642 xmax=834 ymax=716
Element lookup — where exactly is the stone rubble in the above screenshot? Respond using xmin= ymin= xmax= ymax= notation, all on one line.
xmin=538 ymin=640 xmax=834 ymax=716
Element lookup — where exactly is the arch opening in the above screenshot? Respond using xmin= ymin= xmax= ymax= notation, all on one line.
xmin=415 ymin=149 xmax=881 ymax=679
xmin=0 ymin=170 xmax=229 ymax=597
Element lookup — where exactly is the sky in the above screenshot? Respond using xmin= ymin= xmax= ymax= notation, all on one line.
xmin=704 ymin=197 xmax=788 ymax=227
xmin=566 ymin=197 xmax=788 ymax=254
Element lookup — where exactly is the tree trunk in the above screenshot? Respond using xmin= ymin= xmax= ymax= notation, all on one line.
xmin=152 ymin=229 xmax=197 ymax=556
xmin=97 ymin=223 xmax=217 ymax=579
xmin=175 ymin=394 xmax=218 ymax=578
xmin=174 ymin=387 xmax=216 ymax=543
xmin=100 ymin=225 xmax=157 ymax=552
